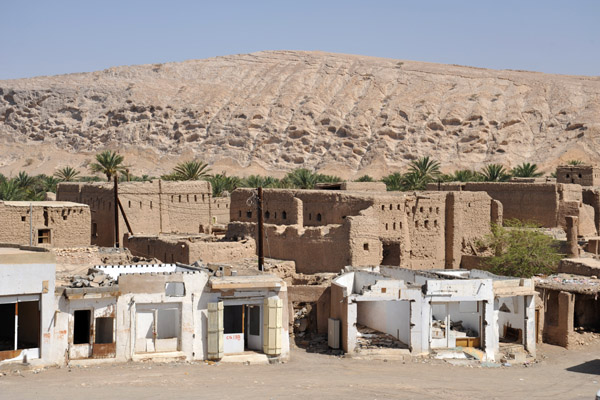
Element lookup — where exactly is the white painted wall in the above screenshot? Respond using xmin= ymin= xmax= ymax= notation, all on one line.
xmin=496 ymin=296 xmax=525 ymax=339
xmin=448 ymin=301 xmax=480 ymax=335
xmin=357 ymin=300 xmax=411 ymax=345
xmin=0 ymin=262 xmax=55 ymax=365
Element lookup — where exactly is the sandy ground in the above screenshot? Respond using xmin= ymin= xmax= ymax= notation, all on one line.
xmin=1 ymin=343 xmax=599 ymax=400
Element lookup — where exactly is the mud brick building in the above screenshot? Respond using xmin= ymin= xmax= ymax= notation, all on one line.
xmin=0 ymin=201 xmax=90 ymax=247
xmin=227 ymin=188 xmax=502 ymax=274
xmin=57 ymin=180 xmax=230 ymax=247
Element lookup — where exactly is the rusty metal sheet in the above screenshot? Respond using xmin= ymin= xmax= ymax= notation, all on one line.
xmin=0 ymin=350 xmax=22 ymax=362
xmin=92 ymin=343 xmax=116 ymax=358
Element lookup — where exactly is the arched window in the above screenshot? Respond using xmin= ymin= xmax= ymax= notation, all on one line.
xmin=265 ymin=211 xmax=270 ymax=219
xmin=282 ymin=211 xmax=287 ymax=220
xmin=316 ymin=213 xmax=322 ymax=222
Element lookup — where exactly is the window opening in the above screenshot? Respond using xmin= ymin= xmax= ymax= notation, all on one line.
xmin=95 ymin=317 xmax=114 ymax=344
xmin=165 ymin=282 xmax=185 ymax=297
xmin=224 ymin=305 xmax=243 ymax=334
xmin=38 ymin=229 xmax=51 ymax=244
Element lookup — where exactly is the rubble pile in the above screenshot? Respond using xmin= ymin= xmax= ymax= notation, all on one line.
xmin=356 ymin=324 xmax=406 ymax=349
xmin=535 ymin=273 xmax=600 ymax=294
xmin=451 ymin=320 xmax=477 ymax=338
xmin=293 ymin=304 xmax=311 ymax=335
xmin=69 ymin=272 xmax=114 ymax=288
xmin=431 ymin=319 xmax=477 ymax=338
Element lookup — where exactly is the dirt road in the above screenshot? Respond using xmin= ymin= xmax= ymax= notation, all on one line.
xmin=1 ymin=343 xmax=599 ymax=400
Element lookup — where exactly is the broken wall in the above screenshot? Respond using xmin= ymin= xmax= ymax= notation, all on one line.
xmin=123 ymin=234 xmax=255 ymax=264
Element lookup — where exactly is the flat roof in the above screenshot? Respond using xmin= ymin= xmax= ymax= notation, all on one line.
xmin=210 ymin=274 xmax=283 ymax=290
xmin=0 ymin=246 xmax=55 ymax=264
xmin=2 ymin=201 xmax=88 ymax=208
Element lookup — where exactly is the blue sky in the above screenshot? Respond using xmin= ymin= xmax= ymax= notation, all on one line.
xmin=1 ymin=0 xmax=598 ymax=79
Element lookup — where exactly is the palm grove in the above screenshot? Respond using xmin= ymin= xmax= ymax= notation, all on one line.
xmin=0 ymin=151 xmax=571 ymax=277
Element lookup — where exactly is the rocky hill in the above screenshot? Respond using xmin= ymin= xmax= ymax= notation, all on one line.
xmin=1 ymin=50 xmax=599 ymax=178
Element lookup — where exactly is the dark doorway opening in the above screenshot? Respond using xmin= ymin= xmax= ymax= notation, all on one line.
xmin=95 ymin=317 xmax=114 ymax=344
xmin=0 ymin=303 xmax=15 ymax=351
xmin=381 ymin=242 xmax=401 ymax=266
xmin=17 ymin=301 xmax=40 ymax=349
xmin=74 ymin=310 xmax=91 ymax=344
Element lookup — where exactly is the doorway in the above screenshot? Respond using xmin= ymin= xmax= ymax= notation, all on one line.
xmin=223 ymin=304 xmax=262 ymax=354
xmin=0 ymin=298 xmax=41 ymax=361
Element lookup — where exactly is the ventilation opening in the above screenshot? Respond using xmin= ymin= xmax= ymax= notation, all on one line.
xmin=363 ymin=243 xmax=369 ymax=251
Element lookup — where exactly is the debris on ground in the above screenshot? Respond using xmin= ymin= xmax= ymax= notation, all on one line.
xmin=356 ymin=324 xmax=406 ymax=349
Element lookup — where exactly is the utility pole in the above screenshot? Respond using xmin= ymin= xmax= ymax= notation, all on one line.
xmin=29 ymin=203 xmax=33 ymax=246
xmin=114 ymin=175 xmax=119 ymax=248
xmin=257 ymin=187 xmax=264 ymax=271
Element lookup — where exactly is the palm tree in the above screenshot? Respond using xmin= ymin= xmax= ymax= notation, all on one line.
xmin=285 ymin=168 xmax=318 ymax=189
xmin=34 ymin=175 xmax=59 ymax=193
xmin=355 ymin=175 xmax=374 ymax=182
xmin=14 ymin=171 xmax=35 ymax=188
xmin=0 ymin=180 xmax=27 ymax=200
xmin=408 ymin=156 xmax=441 ymax=183
xmin=381 ymin=172 xmax=404 ymax=191
xmin=445 ymin=169 xmax=480 ymax=182
xmin=205 ymin=173 xmax=241 ymax=197
xmin=480 ymin=164 xmax=511 ymax=182
xmin=54 ymin=166 xmax=81 ymax=182
xmin=242 ymin=175 xmax=281 ymax=188
xmin=511 ymin=163 xmax=543 ymax=178
xmin=172 ymin=160 xmax=211 ymax=181
xmin=401 ymin=172 xmax=428 ymax=190
xmin=315 ymin=173 xmax=342 ymax=184
xmin=89 ymin=150 xmax=127 ymax=181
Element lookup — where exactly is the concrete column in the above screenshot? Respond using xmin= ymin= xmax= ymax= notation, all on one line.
xmin=566 ymin=216 xmax=579 ymax=258
xmin=524 ymin=295 xmax=536 ymax=358
xmin=483 ymin=300 xmax=496 ymax=361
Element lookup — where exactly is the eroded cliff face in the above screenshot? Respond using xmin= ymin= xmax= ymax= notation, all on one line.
xmin=1 ymin=50 xmax=599 ymax=178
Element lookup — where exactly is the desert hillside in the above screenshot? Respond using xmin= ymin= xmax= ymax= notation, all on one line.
xmin=1 ymin=50 xmax=599 ymax=178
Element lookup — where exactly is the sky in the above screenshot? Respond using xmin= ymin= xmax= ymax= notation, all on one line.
xmin=1 ymin=0 xmax=598 ymax=79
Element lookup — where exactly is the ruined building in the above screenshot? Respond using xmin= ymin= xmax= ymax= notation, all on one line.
xmin=427 ymin=181 xmax=597 ymax=235
xmin=0 ymin=201 xmax=90 ymax=247
xmin=56 ymin=180 xmax=230 ymax=248
xmin=330 ymin=267 xmax=536 ymax=362
xmin=227 ymin=188 xmax=502 ymax=274
xmin=0 ymin=245 xmax=289 ymax=366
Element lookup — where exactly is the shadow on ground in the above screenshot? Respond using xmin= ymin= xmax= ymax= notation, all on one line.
xmin=566 ymin=359 xmax=600 ymax=375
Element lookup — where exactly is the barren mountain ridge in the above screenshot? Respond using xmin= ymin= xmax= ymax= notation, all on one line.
xmin=1 ymin=50 xmax=599 ymax=178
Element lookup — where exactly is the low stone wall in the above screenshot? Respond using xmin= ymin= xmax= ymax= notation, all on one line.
xmin=558 ymin=258 xmax=600 ymax=277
